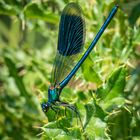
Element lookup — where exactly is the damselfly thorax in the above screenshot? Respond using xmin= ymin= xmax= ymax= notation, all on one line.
xmin=48 ymin=85 xmax=61 ymax=103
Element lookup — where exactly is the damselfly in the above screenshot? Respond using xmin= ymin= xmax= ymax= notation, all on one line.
xmin=41 ymin=2 xmax=118 ymax=127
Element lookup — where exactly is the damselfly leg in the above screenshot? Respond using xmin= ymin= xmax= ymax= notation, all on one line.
xmin=57 ymin=101 xmax=84 ymax=131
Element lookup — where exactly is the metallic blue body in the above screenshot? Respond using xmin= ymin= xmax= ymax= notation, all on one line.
xmin=48 ymin=88 xmax=60 ymax=103
xmin=41 ymin=4 xmax=119 ymax=114
xmin=59 ymin=5 xmax=119 ymax=89
xmin=41 ymin=87 xmax=60 ymax=112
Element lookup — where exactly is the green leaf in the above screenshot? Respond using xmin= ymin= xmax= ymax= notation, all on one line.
xmin=55 ymin=135 xmax=74 ymax=140
xmin=42 ymin=127 xmax=82 ymax=139
xmin=84 ymin=101 xmax=107 ymax=129
xmin=128 ymin=3 xmax=140 ymax=26
xmin=97 ymin=67 xmax=126 ymax=110
xmin=4 ymin=56 xmax=30 ymax=98
xmin=24 ymin=2 xmax=59 ymax=24
xmin=0 ymin=2 xmax=17 ymax=16
xmin=84 ymin=103 xmax=95 ymax=128
xmin=94 ymin=101 xmax=108 ymax=120
xmin=82 ymin=57 xmax=102 ymax=85
xmin=117 ymin=0 xmax=140 ymax=26
xmin=45 ymin=109 xmax=74 ymax=129
xmin=68 ymin=127 xmax=82 ymax=139
xmin=42 ymin=128 xmax=66 ymax=139
xmin=85 ymin=117 xmax=107 ymax=139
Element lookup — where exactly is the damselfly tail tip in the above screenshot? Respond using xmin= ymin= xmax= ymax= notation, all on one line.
xmin=112 ymin=0 xmax=119 ymax=8
xmin=113 ymin=3 xmax=119 ymax=11
xmin=115 ymin=4 xmax=119 ymax=8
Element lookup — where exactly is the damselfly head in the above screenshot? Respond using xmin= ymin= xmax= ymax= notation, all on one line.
xmin=41 ymin=102 xmax=50 ymax=112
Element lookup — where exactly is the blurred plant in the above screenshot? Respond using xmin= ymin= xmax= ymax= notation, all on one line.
xmin=0 ymin=0 xmax=140 ymax=140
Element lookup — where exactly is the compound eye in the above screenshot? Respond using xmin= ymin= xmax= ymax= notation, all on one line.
xmin=41 ymin=103 xmax=50 ymax=112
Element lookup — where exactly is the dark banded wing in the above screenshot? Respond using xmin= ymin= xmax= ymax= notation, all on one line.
xmin=51 ymin=3 xmax=85 ymax=86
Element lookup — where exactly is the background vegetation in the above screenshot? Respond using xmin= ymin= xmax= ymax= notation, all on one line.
xmin=0 ymin=0 xmax=140 ymax=139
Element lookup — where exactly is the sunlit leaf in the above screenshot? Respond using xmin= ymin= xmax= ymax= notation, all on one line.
xmin=42 ymin=128 xmax=66 ymax=139
xmin=85 ymin=117 xmax=107 ymax=139
xmin=97 ymin=67 xmax=126 ymax=110
xmin=82 ymin=57 xmax=102 ymax=85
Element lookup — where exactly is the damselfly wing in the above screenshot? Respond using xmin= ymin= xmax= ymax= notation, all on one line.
xmin=51 ymin=3 xmax=85 ymax=89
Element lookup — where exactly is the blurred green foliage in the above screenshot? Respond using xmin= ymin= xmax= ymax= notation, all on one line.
xmin=0 ymin=0 xmax=140 ymax=140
